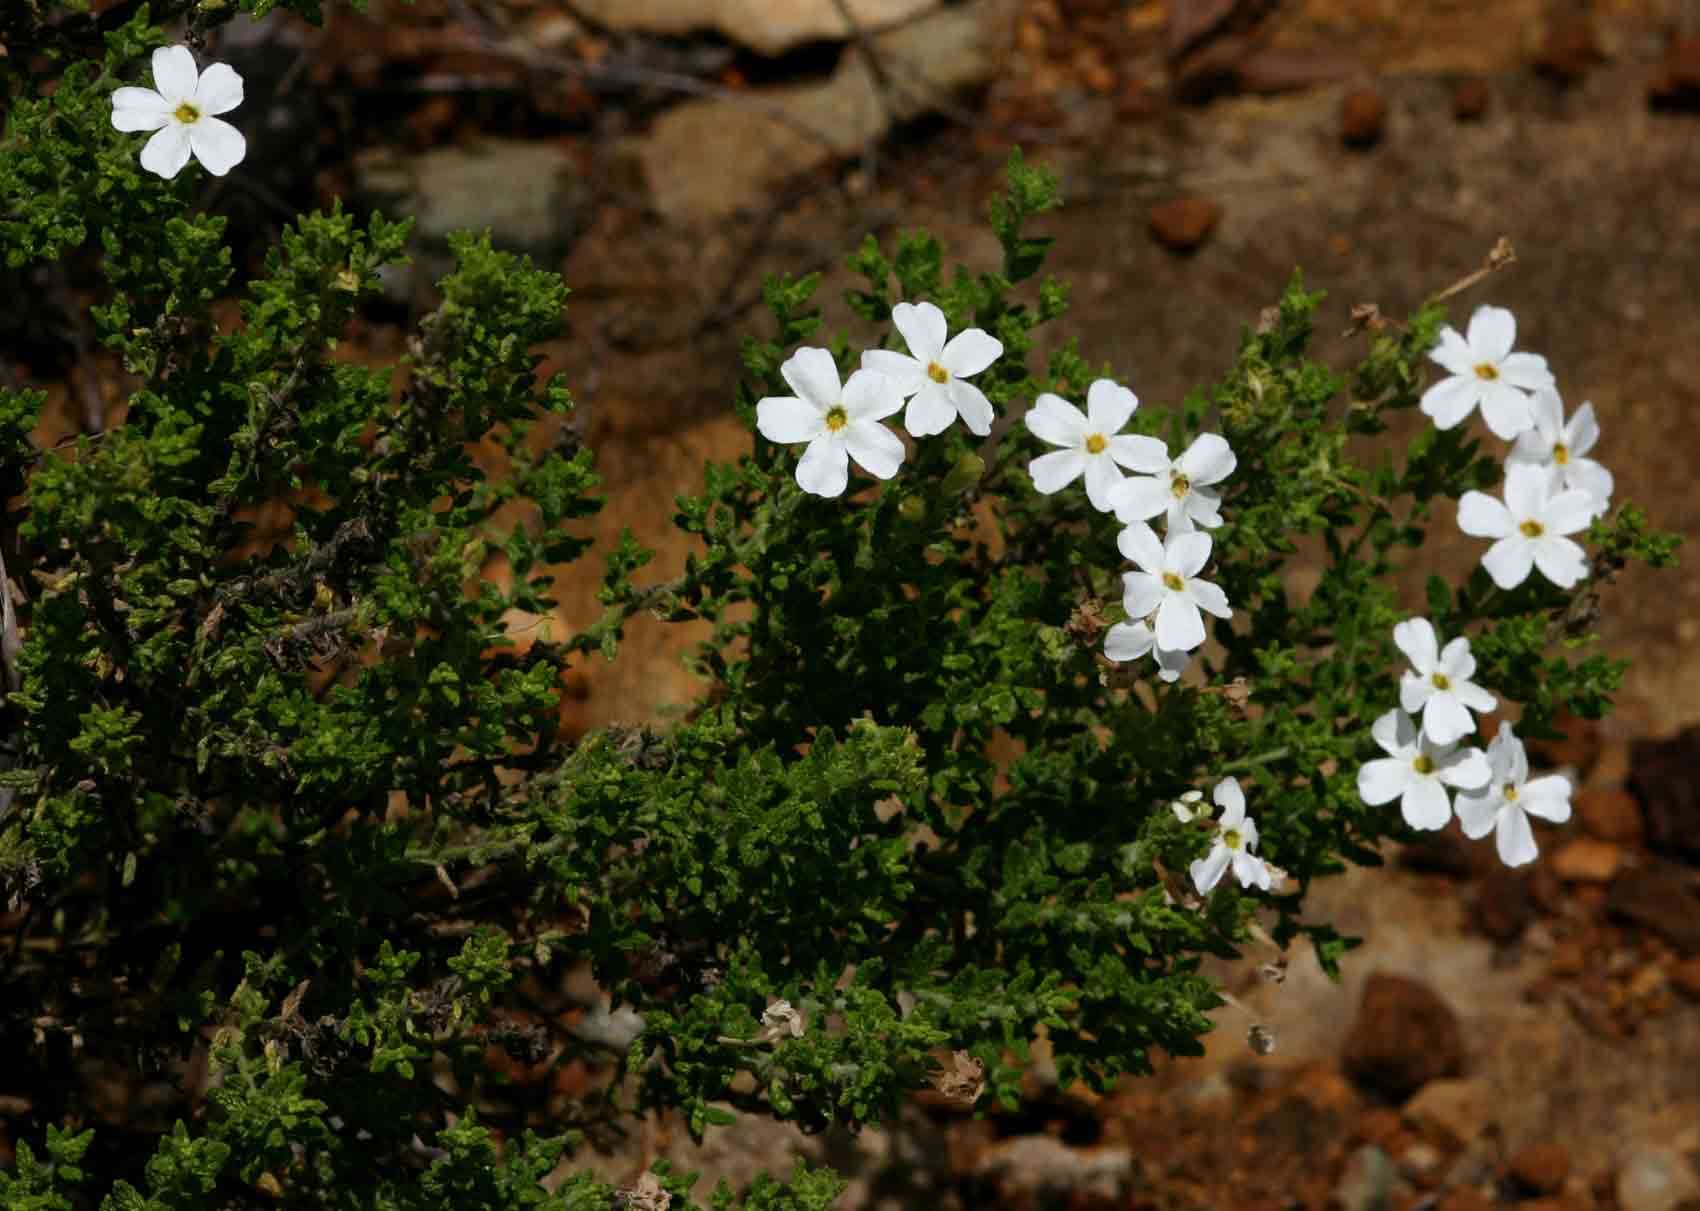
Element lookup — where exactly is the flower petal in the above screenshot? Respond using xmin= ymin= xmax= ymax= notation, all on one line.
xmin=1190 ymin=845 xmax=1232 ymax=895
xmin=860 ymin=349 xmax=929 ymax=396
xmin=948 ymin=379 xmax=995 ymax=436
xmin=1213 ymin=776 xmax=1245 ymax=821
xmin=1177 ymin=433 xmax=1236 ymax=486
xmin=151 ymin=45 xmax=200 ymax=103
xmin=1168 ymin=531 xmax=1212 ymax=578
xmin=1121 ymin=571 xmax=1164 ymax=620
xmin=1188 ymin=577 xmax=1231 ymax=619
xmin=781 ymin=347 xmax=842 ymax=409
xmin=1401 ymin=777 xmax=1453 ymax=831
xmin=1085 ymin=378 xmax=1137 ymax=433
xmin=1457 ymin=491 xmax=1513 ymax=538
xmin=891 ymin=300 xmax=947 ymax=362
xmin=1455 ymin=787 xmax=1501 ymax=839
xmin=843 ymin=368 xmax=904 ymax=421
xmin=1372 ymin=708 xmax=1417 ymax=758
xmin=1103 ymin=620 xmax=1155 ymax=663
xmin=193 ymin=61 xmax=244 ymax=116
xmin=1182 ymin=488 xmax=1224 ymax=529
xmin=903 ymin=384 xmax=957 ymax=437
xmin=1024 ymin=393 xmax=1088 ymax=448
xmin=111 ymin=86 xmax=172 ymax=132
xmin=1467 ymin=304 xmax=1516 ymax=362
xmin=1400 ymin=673 xmax=1433 ymax=715
xmin=1479 ymin=382 xmax=1536 ymax=440
xmin=1503 ymin=461 xmax=1552 ymax=519
xmin=1083 ymin=454 xmax=1124 ymax=513
xmin=1532 ymin=535 xmax=1588 ymax=588
xmin=1422 ymin=692 xmax=1475 ymax=746
xmin=1481 ymin=536 xmax=1535 ymax=589
xmin=139 ymin=123 xmax=193 ymax=179
xmin=1495 ymin=806 xmax=1538 ymax=867
xmin=1528 ymin=387 xmax=1564 ymax=441
xmin=1430 ymin=326 xmax=1476 ymax=376
xmin=1233 ymin=851 xmax=1273 ymax=891
xmin=1029 ymin=449 xmax=1087 ymax=495
xmin=1567 ymin=401 xmax=1601 ymax=456
xmin=187 ymin=115 xmax=246 ymax=177
xmin=1439 ymin=746 xmax=1491 ymax=789
xmin=1393 ymin=617 xmax=1438 ymax=671
xmin=940 ymin=328 xmax=1002 ymax=379
xmin=1566 ymin=459 xmax=1614 ymax=510
xmin=1108 ymin=433 xmax=1169 ymax=474
xmin=794 ymin=436 xmax=849 ymax=497
xmin=1110 ymin=474 xmax=1170 ymax=524
xmin=1358 ymin=757 xmax=1409 ymax=806
xmin=1420 ymin=375 xmax=1481 ymax=430
xmin=1497 ymin=352 xmax=1554 ymax=392
xmin=1155 ymin=593 xmax=1206 ymax=652
xmin=843 ymin=419 xmax=906 ymax=480
xmin=1520 ymin=775 xmax=1573 ymax=823
xmin=1154 ymin=645 xmax=1190 ymax=682
xmin=756 ymin=395 xmax=823 ymax=444
xmin=1454 ymin=679 xmax=1498 ymax=713
xmin=1116 ymin=521 xmax=1165 ymax=572
xmin=1543 ymin=489 xmax=1599 ymax=536
xmin=1438 ymin=636 xmax=1476 ymax=681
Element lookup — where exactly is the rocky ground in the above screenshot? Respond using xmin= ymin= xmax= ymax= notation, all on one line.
xmin=11 ymin=0 xmax=1700 ymax=1207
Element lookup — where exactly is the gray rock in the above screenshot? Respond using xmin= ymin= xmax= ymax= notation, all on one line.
xmin=355 ymin=139 xmax=591 ymax=260
xmin=1616 ymin=1147 xmax=1700 ymax=1211
xmin=628 ymin=1 xmax=1006 ymax=223
xmin=1332 ymin=1145 xmax=1400 ymax=1211
xmin=571 ymin=0 xmax=940 ymax=58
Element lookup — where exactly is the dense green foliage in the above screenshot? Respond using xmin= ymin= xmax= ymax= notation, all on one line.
xmin=0 ymin=3 xmax=1679 ymax=1208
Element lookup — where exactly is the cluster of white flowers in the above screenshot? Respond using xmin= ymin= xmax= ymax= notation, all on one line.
xmin=1353 ymin=303 xmax=1605 ymax=867
xmin=112 ymin=47 xmax=247 ymax=179
xmin=1422 ymin=305 xmax=1613 ymax=588
xmin=1173 ymin=777 xmax=1280 ymax=894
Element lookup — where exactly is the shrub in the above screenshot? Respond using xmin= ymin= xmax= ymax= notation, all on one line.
xmin=0 ymin=4 xmax=1678 ymax=1208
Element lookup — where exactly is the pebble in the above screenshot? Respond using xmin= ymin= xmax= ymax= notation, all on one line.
xmin=1669 ymin=956 xmax=1700 ymax=998
xmin=1333 ymin=1144 xmax=1399 ymax=1211
xmin=1616 ymin=1146 xmax=1700 ymax=1211
xmin=1343 ymin=974 xmax=1465 ymax=1100
xmin=1511 ymin=1142 xmax=1573 ymax=1195
xmin=1437 ymin=1189 xmax=1496 ymax=1211
xmin=1403 ymin=1078 xmax=1493 ymax=1149
xmin=1474 ymin=866 xmax=1534 ymax=942
xmin=1631 ymin=727 xmax=1700 ymax=863
xmin=1574 ymin=786 xmax=1645 ymax=845
xmin=1340 ymin=87 xmax=1386 ymax=146
xmin=1148 ymin=196 xmax=1223 ymax=252
xmin=1608 ymin=862 xmax=1700 ymax=955
xmin=1550 ymin=839 xmax=1624 ymax=884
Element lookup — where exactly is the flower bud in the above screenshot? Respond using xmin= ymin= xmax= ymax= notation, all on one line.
xmin=941 ymin=453 xmax=986 ymax=496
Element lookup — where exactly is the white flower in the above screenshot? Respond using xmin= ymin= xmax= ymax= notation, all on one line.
xmin=1170 ymin=790 xmax=1206 ymax=823
xmin=1117 ymin=522 xmax=1230 ymax=654
xmin=1190 ymin=778 xmax=1273 ymax=894
xmin=1109 ymin=433 xmax=1236 ymax=533
xmin=1456 ymin=722 xmax=1573 ymax=867
xmin=111 ymin=46 xmax=246 ymax=180
xmin=757 ymin=348 xmax=905 ymax=498
xmin=1357 ymin=708 xmax=1490 ymax=830
xmin=861 ymin=301 xmax=1004 ymax=438
xmin=1103 ymin=618 xmax=1190 ymax=683
xmin=1421 ymin=305 xmax=1555 ymax=439
xmin=1393 ymin=618 xmax=1496 ymax=746
xmin=1508 ymin=388 xmax=1613 ymax=516
xmin=1023 ymin=379 xmax=1167 ymax=512
xmin=1457 ymin=462 xmax=1596 ymax=590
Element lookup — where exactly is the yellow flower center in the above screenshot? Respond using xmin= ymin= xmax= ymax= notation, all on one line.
xmin=825 ymin=405 xmax=849 ymax=432
xmin=1085 ymin=433 xmax=1107 ymax=455
xmin=1171 ymin=473 xmax=1191 ymax=500
xmin=1553 ymin=443 xmax=1570 ymax=465
xmin=1431 ymin=672 xmax=1450 ymax=691
xmin=1223 ymin=829 xmax=1243 ymax=851
xmin=1504 ymin=784 xmax=1519 ymax=802
xmin=1519 ymin=519 xmax=1544 ymax=538
xmin=927 ymin=362 xmax=950 ymax=384
xmin=1473 ymin=362 xmax=1499 ymax=381
xmin=174 ymin=101 xmax=201 ymax=124
xmin=1162 ymin=572 xmax=1185 ymax=592
xmin=1412 ymin=754 xmax=1436 ymax=776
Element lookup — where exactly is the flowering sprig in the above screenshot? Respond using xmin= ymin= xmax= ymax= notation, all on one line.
xmin=111 ymin=46 xmax=246 ymax=179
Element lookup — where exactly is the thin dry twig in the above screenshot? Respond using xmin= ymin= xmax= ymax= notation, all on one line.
xmin=1428 ymin=236 xmax=1516 ymax=306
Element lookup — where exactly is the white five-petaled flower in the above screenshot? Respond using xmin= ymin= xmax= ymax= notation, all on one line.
xmin=111 ymin=46 xmax=247 ymax=180
xmin=1456 ymin=722 xmax=1573 ymax=868
xmin=1117 ymin=522 xmax=1230 ymax=654
xmin=1508 ymin=388 xmax=1613 ymax=516
xmin=1190 ymin=778 xmax=1273 ymax=894
xmin=1457 ymin=462 xmax=1595 ymax=590
xmin=1103 ymin=618 xmax=1191 ymax=683
xmin=1393 ymin=618 xmax=1496 ymax=746
xmin=1110 ymin=433 xmax=1236 ymax=533
xmin=756 ymin=348 xmax=905 ymax=498
xmin=1023 ymin=379 xmax=1168 ymax=512
xmin=862 ymin=301 xmax=1004 ymax=438
xmin=1357 ymin=708 xmax=1490 ymax=831
xmin=1421 ymin=305 xmax=1555 ymax=439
